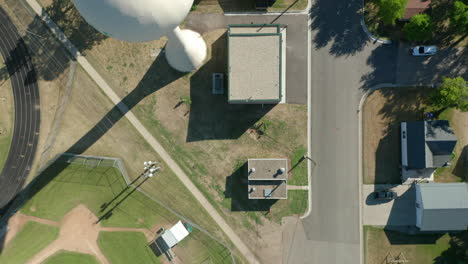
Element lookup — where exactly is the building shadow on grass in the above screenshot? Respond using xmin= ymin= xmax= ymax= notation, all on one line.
xmin=187 ymin=32 xmax=274 ymax=142
xmin=0 ymin=51 xmax=184 ymax=253
xmin=224 ymin=162 xmax=277 ymax=212
xmin=384 ymin=228 xmax=444 ymax=245
xmin=370 ymin=88 xmax=429 ymax=185
xmin=453 ymin=145 xmax=468 ymax=180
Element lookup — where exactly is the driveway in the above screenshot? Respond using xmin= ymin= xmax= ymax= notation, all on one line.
xmin=362 ymin=184 xmax=415 ymax=226
xmin=396 ymin=43 xmax=468 ymax=85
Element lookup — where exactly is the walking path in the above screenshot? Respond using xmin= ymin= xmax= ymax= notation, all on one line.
xmin=23 ymin=0 xmax=257 ymax=262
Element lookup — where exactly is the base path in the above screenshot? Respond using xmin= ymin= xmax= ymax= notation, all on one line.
xmin=5 ymin=204 xmax=161 ymax=264
xmin=23 ymin=0 xmax=257 ymax=262
xmin=20 ymin=205 xmax=109 ymax=264
xmin=0 ymin=7 xmax=40 ymax=210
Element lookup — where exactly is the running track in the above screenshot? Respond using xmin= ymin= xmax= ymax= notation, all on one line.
xmin=0 ymin=8 xmax=40 ymax=209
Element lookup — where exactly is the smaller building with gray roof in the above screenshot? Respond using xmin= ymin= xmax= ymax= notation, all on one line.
xmin=401 ymin=120 xmax=457 ymax=170
xmin=415 ymin=183 xmax=468 ymax=231
xmin=247 ymin=158 xmax=288 ymax=199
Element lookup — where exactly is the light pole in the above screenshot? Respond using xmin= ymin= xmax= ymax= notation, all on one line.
xmin=99 ymin=161 xmax=159 ymax=215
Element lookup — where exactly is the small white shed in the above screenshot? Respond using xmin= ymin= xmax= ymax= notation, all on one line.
xmin=160 ymin=221 xmax=191 ymax=248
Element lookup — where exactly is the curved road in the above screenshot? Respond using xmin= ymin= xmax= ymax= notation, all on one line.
xmin=0 ymin=8 xmax=40 ymax=210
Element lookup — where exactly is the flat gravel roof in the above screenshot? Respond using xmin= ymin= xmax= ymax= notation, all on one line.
xmin=228 ymin=25 xmax=282 ymax=103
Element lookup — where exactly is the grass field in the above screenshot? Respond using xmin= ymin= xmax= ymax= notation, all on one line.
xmin=98 ymin=231 xmax=160 ymax=264
xmin=21 ymin=162 xmax=175 ymax=228
xmin=434 ymin=108 xmax=467 ymax=183
xmin=15 ymin=160 xmax=236 ymax=263
xmin=0 ymin=222 xmax=59 ymax=264
xmin=175 ymin=228 xmax=233 ymax=264
xmin=43 ymin=251 xmax=99 ymax=264
xmin=364 ymin=226 xmax=468 ymax=264
xmin=0 ymin=58 xmax=13 ymax=174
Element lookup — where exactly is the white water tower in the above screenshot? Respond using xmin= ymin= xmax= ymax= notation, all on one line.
xmin=72 ymin=0 xmax=207 ymax=72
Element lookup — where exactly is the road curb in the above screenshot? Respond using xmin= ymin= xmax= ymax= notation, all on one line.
xmin=300 ymin=14 xmax=313 ymax=220
xmin=360 ymin=18 xmax=392 ymax=44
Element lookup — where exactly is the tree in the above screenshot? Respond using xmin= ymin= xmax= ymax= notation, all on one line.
xmin=451 ymin=0 xmax=468 ymax=35
xmin=430 ymin=77 xmax=468 ymax=111
xmin=403 ymin=14 xmax=433 ymax=42
xmin=378 ymin=0 xmax=408 ymax=25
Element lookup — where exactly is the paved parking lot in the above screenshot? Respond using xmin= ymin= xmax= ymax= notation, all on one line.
xmin=396 ymin=43 xmax=467 ymax=86
xmin=362 ymin=184 xmax=415 ymax=226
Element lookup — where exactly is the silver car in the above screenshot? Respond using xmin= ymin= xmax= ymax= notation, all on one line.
xmin=412 ymin=45 xmax=437 ymax=56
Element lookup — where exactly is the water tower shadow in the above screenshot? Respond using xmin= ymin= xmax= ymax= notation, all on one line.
xmin=0 ymin=51 xmax=183 ymax=253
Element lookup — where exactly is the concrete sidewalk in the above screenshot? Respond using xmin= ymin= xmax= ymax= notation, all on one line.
xmin=23 ymin=0 xmax=257 ymax=262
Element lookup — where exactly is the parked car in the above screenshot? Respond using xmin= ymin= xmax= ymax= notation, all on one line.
xmin=412 ymin=46 xmax=437 ymax=56
xmin=373 ymin=190 xmax=397 ymax=200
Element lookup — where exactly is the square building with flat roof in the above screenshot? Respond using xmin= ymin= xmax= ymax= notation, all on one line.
xmin=247 ymin=158 xmax=288 ymax=199
xmin=227 ymin=24 xmax=286 ymax=104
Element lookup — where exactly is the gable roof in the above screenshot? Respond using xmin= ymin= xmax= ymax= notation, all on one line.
xmin=417 ymin=183 xmax=468 ymax=231
xmin=406 ymin=120 xmax=457 ymax=169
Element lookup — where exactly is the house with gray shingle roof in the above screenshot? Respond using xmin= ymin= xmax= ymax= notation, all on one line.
xmin=400 ymin=120 xmax=457 ymax=183
xmin=415 ymin=183 xmax=468 ymax=231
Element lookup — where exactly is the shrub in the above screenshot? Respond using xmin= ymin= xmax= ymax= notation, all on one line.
xmin=403 ymin=14 xmax=433 ymax=42
xmin=377 ymin=0 xmax=408 ymax=25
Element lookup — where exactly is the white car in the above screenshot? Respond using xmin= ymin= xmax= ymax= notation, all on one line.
xmin=412 ymin=45 xmax=437 ymax=56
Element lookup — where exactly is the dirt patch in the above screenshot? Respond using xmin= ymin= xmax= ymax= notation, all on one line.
xmin=6 ymin=204 xmax=158 ymax=264
xmin=363 ymin=88 xmax=431 ymax=184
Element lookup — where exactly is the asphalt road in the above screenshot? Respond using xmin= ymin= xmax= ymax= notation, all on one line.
xmin=286 ymin=0 xmax=398 ymax=263
xmin=0 ymin=8 xmax=40 ymax=210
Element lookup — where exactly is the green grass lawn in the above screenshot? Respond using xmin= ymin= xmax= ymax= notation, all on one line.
xmin=270 ymin=190 xmax=308 ymax=222
xmin=364 ymin=226 xmax=468 ymax=264
xmin=289 ymin=146 xmax=308 ymax=185
xmin=43 ymin=251 xmax=99 ymax=264
xmin=21 ymin=161 xmax=176 ymax=228
xmin=98 ymin=231 xmax=160 ymax=264
xmin=175 ymin=229 xmax=233 ymax=264
xmin=0 ymin=58 xmax=13 ymax=173
xmin=433 ymin=108 xmax=467 ymax=183
xmin=0 ymin=222 xmax=59 ymax=264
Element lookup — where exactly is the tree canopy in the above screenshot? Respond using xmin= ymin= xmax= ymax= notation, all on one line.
xmin=430 ymin=77 xmax=468 ymax=111
xmin=451 ymin=0 xmax=468 ymax=34
xmin=403 ymin=14 xmax=433 ymax=42
xmin=377 ymin=0 xmax=408 ymax=25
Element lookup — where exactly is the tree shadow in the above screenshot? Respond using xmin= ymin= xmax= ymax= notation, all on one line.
xmin=433 ymin=231 xmax=468 ymax=264
xmin=360 ymin=44 xmax=399 ymax=89
xmin=0 ymin=51 xmax=184 ymax=253
xmin=309 ymin=0 xmax=369 ymax=57
xmin=224 ymin=162 xmax=277 ymax=212
xmin=187 ymin=32 xmax=274 ymax=142
xmin=0 ymin=0 xmax=106 ymax=83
